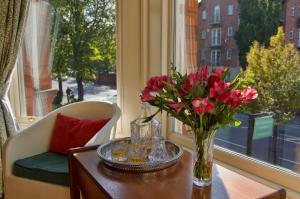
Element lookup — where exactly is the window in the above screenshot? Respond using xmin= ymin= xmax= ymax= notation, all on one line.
xmin=213 ymin=5 xmax=221 ymax=23
xmin=228 ymin=5 xmax=234 ymax=16
xmin=201 ymin=30 xmax=206 ymax=39
xmin=227 ymin=26 xmax=233 ymax=37
xmin=202 ymin=10 xmax=207 ymax=20
xmin=226 ymin=48 xmax=232 ymax=60
xmin=172 ymin=0 xmax=300 ymax=194
xmin=290 ymin=30 xmax=294 ymax=40
xmin=211 ymin=50 xmax=221 ymax=65
xmin=14 ymin=0 xmax=117 ymax=118
xmin=211 ymin=28 xmax=221 ymax=46
xmin=201 ymin=50 xmax=206 ymax=60
xmin=291 ymin=6 xmax=295 ymax=17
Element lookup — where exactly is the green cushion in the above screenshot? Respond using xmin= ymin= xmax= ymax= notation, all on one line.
xmin=13 ymin=152 xmax=69 ymax=186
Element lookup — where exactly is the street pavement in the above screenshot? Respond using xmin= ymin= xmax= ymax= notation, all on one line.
xmin=215 ymin=114 xmax=300 ymax=174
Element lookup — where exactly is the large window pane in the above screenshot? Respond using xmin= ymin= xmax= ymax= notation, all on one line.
xmin=173 ymin=0 xmax=300 ymax=175
xmin=15 ymin=0 xmax=116 ymax=118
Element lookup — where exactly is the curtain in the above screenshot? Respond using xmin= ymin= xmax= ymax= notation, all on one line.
xmin=0 ymin=0 xmax=29 ymax=194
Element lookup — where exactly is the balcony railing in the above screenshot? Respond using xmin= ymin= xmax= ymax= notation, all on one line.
xmin=210 ymin=43 xmax=222 ymax=48
xmin=209 ymin=18 xmax=221 ymax=25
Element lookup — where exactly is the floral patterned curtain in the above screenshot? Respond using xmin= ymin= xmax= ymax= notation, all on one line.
xmin=0 ymin=0 xmax=29 ymax=195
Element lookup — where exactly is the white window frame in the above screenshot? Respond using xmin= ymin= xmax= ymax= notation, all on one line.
xmin=168 ymin=1 xmax=300 ymax=196
xmin=227 ymin=5 xmax=234 ymax=16
xmin=227 ymin=26 xmax=233 ymax=37
xmin=291 ymin=6 xmax=295 ymax=17
xmin=211 ymin=50 xmax=221 ymax=66
xmin=290 ymin=30 xmax=294 ymax=40
xmin=211 ymin=28 xmax=221 ymax=46
xmin=213 ymin=5 xmax=220 ymax=23
xmin=202 ymin=10 xmax=207 ymax=20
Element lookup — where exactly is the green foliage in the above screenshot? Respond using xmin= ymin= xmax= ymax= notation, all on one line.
xmin=246 ymin=27 xmax=300 ymax=124
xmin=235 ymin=0 xmax=281 ymax=68
xmin=50 ymin=0 xmax=116 ymax=100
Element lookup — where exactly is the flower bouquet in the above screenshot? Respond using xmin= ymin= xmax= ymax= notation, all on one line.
xmin=140 ymin=66 xmax=257 ymax=187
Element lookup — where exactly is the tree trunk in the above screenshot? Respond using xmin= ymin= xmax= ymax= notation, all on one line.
xmin=76 ymin=76 xmax=84 ymax=101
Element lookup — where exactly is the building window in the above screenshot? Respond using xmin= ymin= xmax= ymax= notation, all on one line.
xmin=201 ymin=50 xmax=206 ymax=60
xmin=214 ymin=5 xmax=221 ymax=23
xmin=211 ymin=28 xmax=221 ymax=46
xmin=202 ymin=10 xmax=207 ymax=20
xmin=227 ymin=48 xmax=232 ymax=60
xmin=291 ymin=6 xmax=295 ymax=17
xmin=201 ymin=30 xmax=206 ymax=39
xmin=290 ymin=30 xmax=294 ymax=40
xmin=211 ymin=50 xmax=221 ymax=66
xmin=227 ymin=26 xmax=233 ymax=37
xmin=228 ymin=5 xmax=234 ymax=16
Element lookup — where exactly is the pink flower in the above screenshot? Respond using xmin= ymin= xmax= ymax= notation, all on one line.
xmin=168 ymin=101 xmax=184 ymax=113
xmin=145 ymin=75 xmax=170 ymax=92
xmin=210 ymin=81 xmax=231 ymax=103
xmin=227 ymin=90 xmax=243 ymax=109
xmin=187 ymin=71 xmax=201 ymax=86
xmin=141 ymin=89 xmax=154 ymax=102
xmin=192 ymin=97 xmax=215 ymax=115
xmin=241 ymin=87 xmax=258 ymax=103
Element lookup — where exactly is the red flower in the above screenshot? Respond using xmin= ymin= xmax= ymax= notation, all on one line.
xmin=227 ymin=90 xmax=243 ymax=109
xmin=140 ymin=89 xmax=155 ymax=102
xmin=241 ymin=87 xmax=258 ymax=103
xmin=192 ymin=97 xmax=215 ymax=115
xmin=210 ymin=81 xmax=231 ymax=103
xmin=207 ymin=67 xmax=224 ymax=88
xmin=145 ymin=75 xmax=170 ymax=92
xmin=168 ymin=101 xmax=184 ymax=113
xmin=200 ymin=66 xmax=209 ymax=81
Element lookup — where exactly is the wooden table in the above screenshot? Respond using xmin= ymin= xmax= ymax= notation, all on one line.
xmin=68 ymin=146 xmax=286 ymax=199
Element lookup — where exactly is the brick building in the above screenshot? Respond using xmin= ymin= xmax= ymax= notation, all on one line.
xmin=282 ymin=0 xmax=300 ymax=48
xmin=198 ymin=0 xmax=300 ymax=76
xmin=198 ymin=0 xmax=240 ymax=77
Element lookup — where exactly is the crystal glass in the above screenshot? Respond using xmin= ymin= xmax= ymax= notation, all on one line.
xmin=149 ymin=136 xmax=169 ymax=162
xmin=111 ymin=140 xmax=128 ymax=162
xmin=193 ymin=128 xmax=217 ymax=187
xmin=129 ymin=103 xmax=162 ymax=162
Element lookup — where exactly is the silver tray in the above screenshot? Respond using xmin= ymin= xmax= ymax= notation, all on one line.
xmin=97 ymin=137 xmax=183 ymax=172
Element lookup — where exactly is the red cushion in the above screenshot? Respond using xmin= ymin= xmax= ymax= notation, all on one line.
xmin=49 ymin=113 xmax=110 ymax=154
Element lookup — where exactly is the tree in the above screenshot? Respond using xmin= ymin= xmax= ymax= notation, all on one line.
xmin=245 ymin=27 xmax=300 ymax=124
xmin=50 ymin=0 xmax=116 ymax=101
xmin=235 ymin=0 xmax=281 ymax=68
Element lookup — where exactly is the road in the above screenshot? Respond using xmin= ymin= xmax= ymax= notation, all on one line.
xmin=52 ymin=78 xmax=117 ymax=104
xmin=214 ymin=114 xmax=300 ymax=174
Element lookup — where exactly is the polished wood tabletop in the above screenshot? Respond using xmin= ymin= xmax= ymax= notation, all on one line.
xmin=68 ymin=146 xmax=286 ymax=199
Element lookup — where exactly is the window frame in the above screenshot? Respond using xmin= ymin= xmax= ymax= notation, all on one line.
xmin=227 ymin=4 xmax=234 ymax=16
xmin=202 ymin=10 xmax=207 ymax=20
xmin=167 ymin=0 xmax=300 ymax=196
xmin=226 ymin=48 xmax=232 ymax=60
xmin=211 ymin=49 xmax=221 ymax=66
xmin=227 ymin=26 xmax=233 ymax=37
xmin=201 ymin=30 xmax=206 ymax=39
xmin=290 ymin=30 xmax=294 ymax=40
xmin=211 ymin=28 xmax=221 ymax=46
xmin=213 ymin=5 xmax=220 ymax=23
xmin=291 ymin=6 xmax=295 ymax=17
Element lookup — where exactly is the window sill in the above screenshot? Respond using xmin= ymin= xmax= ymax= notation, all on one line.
xmin=167 ymin=132 xmax=300 ymax=198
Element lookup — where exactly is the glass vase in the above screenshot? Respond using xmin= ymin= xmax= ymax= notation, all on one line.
xmin=193 ymin=128 xmax=217 ymax=187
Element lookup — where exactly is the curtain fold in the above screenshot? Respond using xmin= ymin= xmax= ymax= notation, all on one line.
xmin=0 ymin=0 xmax=29 ymax=195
